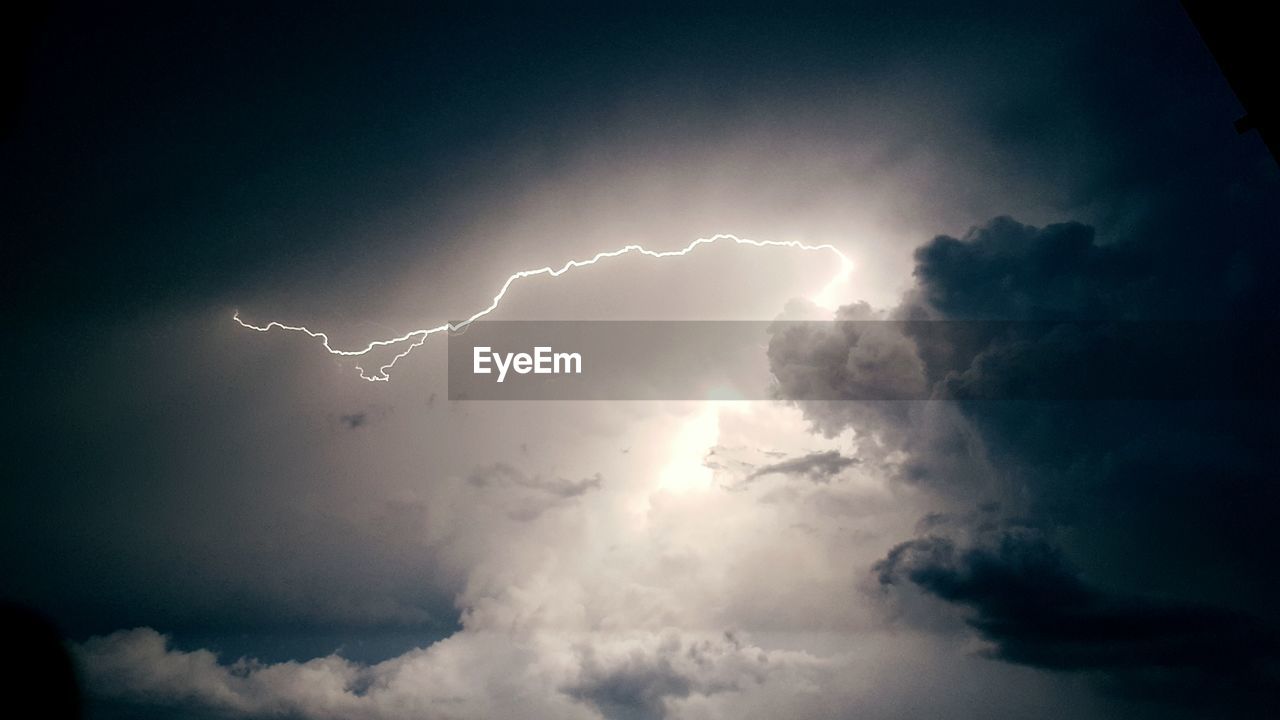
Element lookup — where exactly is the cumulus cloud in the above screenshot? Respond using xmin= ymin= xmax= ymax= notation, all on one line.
xmin=767 ymin=312 xmax=928 ymax=405
xmin=79 ymin=628 xmax=364 ymax=718
xmin=76 ymin=627 xmax=830 ymax=720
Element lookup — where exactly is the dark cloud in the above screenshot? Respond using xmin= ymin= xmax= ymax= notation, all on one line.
xmin=875 ymin=525 xmax=1279 ymax=710
xmin=338 ymin=412 xmax=367 ymax=429
xmin=771 ymin=210 xmax=1280 ymax=714
xmin=773 ymin=219 xmax=1277 ymax=403
xmin=905 ymin=217 xmax=1146 ymax=321
xmin=0 ymin=603 xmax=81 ymax=720
xmin=466 ymin=462 xmax=603 ymax=499
xmin=747 ymin=450 xmax=859 ymax=483
xmin=336 ymin=405 xmax=394 ymax=430
xmin=894 ymin=218 xmax=1278 ymax=405
xmin=893 ymin=219 xmax=1279 ymax=611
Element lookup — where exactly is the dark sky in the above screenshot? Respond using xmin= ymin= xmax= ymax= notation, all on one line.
xmin=3 ymin=2 xmax=1277 ymax=719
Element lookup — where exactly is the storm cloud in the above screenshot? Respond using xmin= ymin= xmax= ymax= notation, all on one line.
xmin=770 ymin=213 xmax=1280 ymax=714
xmin=4 ymin=2 xmax=1278 ymax=719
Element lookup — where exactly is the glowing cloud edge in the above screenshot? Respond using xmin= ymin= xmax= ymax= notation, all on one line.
xmin=233 ymin=233 xmax=854 ymax=381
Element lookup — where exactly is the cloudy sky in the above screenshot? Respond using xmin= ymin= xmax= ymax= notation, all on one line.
xmin=3 ymin=2 xmax=1278 ymax=718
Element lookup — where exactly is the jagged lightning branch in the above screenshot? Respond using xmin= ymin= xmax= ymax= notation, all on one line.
xmin=233 ymin=233 xmax=853 ymax=381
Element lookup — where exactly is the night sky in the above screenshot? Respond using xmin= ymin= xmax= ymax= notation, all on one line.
xmin=3 ymin=2 xmax=1278 ymax=719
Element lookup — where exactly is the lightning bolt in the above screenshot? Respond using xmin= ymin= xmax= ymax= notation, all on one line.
xmin=234 ymin=233 xmax=853 ymax=381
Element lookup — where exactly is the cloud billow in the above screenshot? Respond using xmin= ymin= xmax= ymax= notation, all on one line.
xmin=770 ymin=215 xmax=1280 ymax=715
